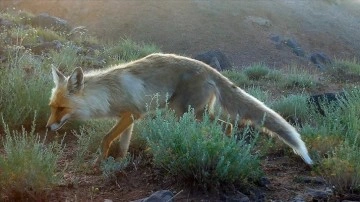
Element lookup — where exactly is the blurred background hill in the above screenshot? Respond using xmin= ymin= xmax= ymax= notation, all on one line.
xmin=2 ymin=0 xmax=359 ymax=67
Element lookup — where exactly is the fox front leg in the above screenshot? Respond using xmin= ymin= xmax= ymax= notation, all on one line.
xmin=93 ymin=112 xmax=135 ymax=167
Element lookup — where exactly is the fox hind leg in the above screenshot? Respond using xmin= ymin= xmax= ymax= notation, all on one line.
xmin=168 ymin=83 xmax=232 ymax=135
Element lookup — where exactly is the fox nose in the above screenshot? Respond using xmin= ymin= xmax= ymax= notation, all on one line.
xmin=46 ymin=124 xmax=52 ymax=131
xmin=46 ymin=122 xmax=56 ymax=131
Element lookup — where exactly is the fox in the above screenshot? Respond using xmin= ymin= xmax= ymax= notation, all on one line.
xmin=46 ymin=53 xmax=313 ymax=165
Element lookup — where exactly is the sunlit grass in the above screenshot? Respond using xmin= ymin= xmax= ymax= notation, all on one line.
xmin=0 ymin=117 xmax=64 ymax=201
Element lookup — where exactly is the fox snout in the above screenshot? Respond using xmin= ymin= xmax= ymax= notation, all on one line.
xmin=46 ymin=113 xmax=70 ymax=131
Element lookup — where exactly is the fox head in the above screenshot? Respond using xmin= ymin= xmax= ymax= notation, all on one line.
xmin=46 ymin=66 xmax=84 ymax=131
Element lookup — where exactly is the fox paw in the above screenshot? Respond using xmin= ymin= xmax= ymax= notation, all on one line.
xmin=92 ymin=156 xmax=102 ymax=172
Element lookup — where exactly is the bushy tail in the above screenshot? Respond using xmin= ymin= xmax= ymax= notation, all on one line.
xmin=215 ymin=76 xmax=313 ymax=165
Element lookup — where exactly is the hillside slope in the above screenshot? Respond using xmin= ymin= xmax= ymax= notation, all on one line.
xmin=1 ymin=0 xmax=360 ymax=67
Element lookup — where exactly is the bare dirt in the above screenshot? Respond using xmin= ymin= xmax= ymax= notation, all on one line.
xmin=1 ymin=0 xmax=360 ymax=201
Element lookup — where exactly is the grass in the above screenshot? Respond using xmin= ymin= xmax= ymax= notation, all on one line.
xmin=0 ymin=65 xmax=51 ymax=129
xmin=2 ymin=9 xmax=360 ymax=198
xmin=48 ymin=42 xmax=80 ymax=73
xmin=101 ymin=156 xmax=130 ymax=183
xmin=280 ymin=67 xmax=317 ymax=89
xmin=221 ymin=69 xmax=250 ymax=86
xmin=245 ymin=86 xmax=271 ymax=103
xmin=138 ymin=108 xmax=263 ymax=189
xmin=102 ymin=38 xmax=161 ymax=65
xmin=243 ymin=63 xmax=270 ymax=80
xmin=36 ymin=27 xmax=67 ymax=43
xmin=0 ymin=116 xmax=64 ymax=200
xmin=71 ymin=120 xmax=116 ymax=171
xmin=317 ymin=141 xmax=360 ymax=193
xmin=329 ymin=58 xmax=360 ymax=82
xmin=271 ymin=94 xmax=309 ymax=121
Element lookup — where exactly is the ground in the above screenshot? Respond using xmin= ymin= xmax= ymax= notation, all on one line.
xmin=1 ymin=0 xmax=360 ymax=201
xmin=44 ymin=135 xmax=322 ymax=202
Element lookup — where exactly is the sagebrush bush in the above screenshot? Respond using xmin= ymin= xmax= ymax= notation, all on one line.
xmin=139 ymin=108 xmax=262 ymax=188
xmin=271 ymin=94 xmax=309 ymax=121
xmin=301 ymin=89 xmax=360 ymax=192
xmin=0 ymin=117 xmax=63 ymax=200
xmin=245 ymin=86 xmax=271 ymax=104
xmin=281 ymin=67 xmax=317 ymax=89
xmin=48 ymin=42 xmax=80 ymax=73
xmin=101 ymin=156 xmax=130 ymax=183
xmin=102 ymin=38 xmax=160 ymax=65
xmin=36 ymin=28 xmax=67 ymax=42
xmin=266 ymin=69 xmax=283 ymax=82
xmin=243 ymin=63 xmax=270 ymax=80
xmin=317 ymin=141 xmax=360 ymax=193
xmin=330 ymin=58 xmax=360 ymax=79
xmin=0 ymin=66 xmax=51 ymax=129
xmin=72 ymin=120 xmax=116 ymax=170
xmin=221 ymin=69 xmax=250 ymax=87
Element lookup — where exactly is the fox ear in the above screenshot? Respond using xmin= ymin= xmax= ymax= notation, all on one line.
xmin=67 ymin=67 xmax=84 ymax=94
xmin=51 ymin=65 xmax=65 ymax=86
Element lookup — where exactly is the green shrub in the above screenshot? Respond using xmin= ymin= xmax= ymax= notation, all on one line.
xmin=139 ymin=108 xmax=262 ymax=188
xmin=222 ymin=69 xmax=250 ymax=87
xmin=36 ymin=28 xmax=66 ymax=42
xmin=271 ymin=94 xmax=309 ymax=121
xmin=102 ymin=39 xmax=160 ymax=65
xmin=0 ymin=66 xmax=51 ymax=129
xmin=101 ymin=156 xmax=130 ymax=183
xmin=243 ymin=63 xmax=270 ymax=80
xmin=48 ymin=42 xmax=80 ymax=73
xmin=0 ymin=117 xmax=63 ymax=200
xmin=245 ymin=86 xmax=271 ymax=104
xmin=72 ymin=120 xmax=116 ymax=170
xmin=0 ymin=9 xmax=34 ymax=26
xmin=317 ymin=141 xmax=360 ymax=193
xmin=281 ymin=67 xmax=317 ymax=89
xmin=331 ymin=58 xmax=360 ymax=77
xmin=266 ymin=69 xmax=283 ymax=82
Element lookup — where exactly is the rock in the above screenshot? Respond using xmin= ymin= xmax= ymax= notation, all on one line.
xmin=134 ymin=190 xmax=174 ymax=202
xmin=0 ymin=17 xmax=13 ymax=28
xmin=68 ymin=26 xmax=89 ymax=40
xmin=341 ymin=193 xmax=360 ymax=201
xmin=284 ymin=38 xmax=305 ymax=57
xmin=310 ymin=52 xmax=332 ymax=70
xmin=305 ymin=187 xmax=333 ymax=201
xmin=291 ymin=195 xmax=306 ymax=202
xmin=259 ymin=176 xmax=271 ymax=187
xmin=27 ymin=40 xmax=63 ymax=55
xmin=31 ymin=13 xmax=71 ymax=32
xmin=269 ymin=34 xmax=284 ymax=50
xmin=249 ymin=188 xmax=266 ymax=202
xmin=221 ymin=192 xmax=250 ymax=202
xmin=194 ymin=50 xmax=233 ymax=71
xmin=81 ymin=56 xmax=106 ymax=69
xmin=308 ymin=92 xmax=347 ymax=116
xmin=270 ymin=35 xmax=306 ymax=56
xmin=296 ymin=176 xmax=326 ymax=185
xmin=270 ymin=35 xmax=281 ymax=43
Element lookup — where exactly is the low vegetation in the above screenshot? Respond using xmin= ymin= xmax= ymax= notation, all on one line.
xmin=0 ymin=116 xmax=64 ymax=200
xmin=1 ymin=9 xmax=360 ymax=200
xmin=139 ymin=108 xmax=262 ymax=188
